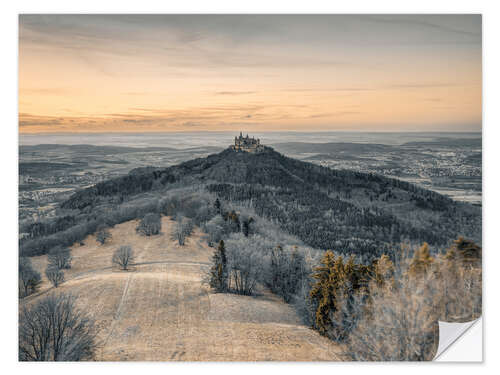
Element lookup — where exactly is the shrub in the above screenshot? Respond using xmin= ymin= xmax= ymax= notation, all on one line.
xmin=96 ymin=225 xmax=112 ymax=245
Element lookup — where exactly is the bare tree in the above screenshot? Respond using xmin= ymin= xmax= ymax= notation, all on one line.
xmin=48 ymin=246 xmax=72 ymax=270
xmin=96 ymin=225 xmax=111 ymax=245
xmin=112 ymin=245 xmax=134 ymax=270
xmin=136 ymin=212 xmax=162 ymax=236
xmin=19 ymin=293 xmax=98 ymax=361
xmin=19 ymin=257 xmax=41 ymax=298
xmin=344 ymin=275 xmax=439 ymax=361
xmin=225 ymin=233 xmax=262 ymax=295
xmin=172 ymin=216 xmax=193 ymax=246
xmin=45 ymin=266 xmax=65 ymax=287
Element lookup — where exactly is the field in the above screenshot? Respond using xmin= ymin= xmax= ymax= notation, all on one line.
xmin=23 ymin=217 xmax=342 ymax=361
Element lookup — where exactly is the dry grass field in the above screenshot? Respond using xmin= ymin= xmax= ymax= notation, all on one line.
xmin=23 ymin=217 xmax=342 ymax=361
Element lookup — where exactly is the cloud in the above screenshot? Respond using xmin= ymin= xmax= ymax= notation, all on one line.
xmin=384 ymin=83 xmax=459 ymax=89
xmin=363 ymin=15 xmax=481 ymax=38
xmin=20 ymin=88 xmax=72 ymax=96
xmin=215 ymin=91 xmax=257 ymax=96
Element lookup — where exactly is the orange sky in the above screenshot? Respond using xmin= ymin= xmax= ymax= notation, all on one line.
xmin=19 ymin=15 xmax=482 ymax=133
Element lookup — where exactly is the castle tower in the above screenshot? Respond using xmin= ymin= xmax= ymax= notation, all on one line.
xmin=231 ymin=133 xmax=264 ymax=153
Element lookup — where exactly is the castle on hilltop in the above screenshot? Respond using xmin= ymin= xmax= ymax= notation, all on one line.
xmin=230 ymin=132 xmax=265 ymax=153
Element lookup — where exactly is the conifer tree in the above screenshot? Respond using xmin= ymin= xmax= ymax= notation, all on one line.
xmin=444 ymin=237 xmax=481 ymax=268
xmin=371 ymin=254 xmax=395 ymax=288
xmin=408 ymin=243 xmax=435 ymax=278
xmin=310 ymin=251 xmax=372 ymax=341
xmin=310 ymin=251 xmax=342 ymax=337
xmin=209 ymin=240 xmax=228 ymax=292
xmin=214 ymin=198 xmax=222 ymax=215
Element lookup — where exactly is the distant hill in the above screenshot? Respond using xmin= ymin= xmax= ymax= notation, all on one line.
xmin=401 ymin=138 xmax=482 ymax=148
xmin=20 ymin=144 xmax=174 ymax=154
xmin=272 ymin=142 xmax=394 ymax=155
xmin=58 ymin=146 xmax=481 ymax=261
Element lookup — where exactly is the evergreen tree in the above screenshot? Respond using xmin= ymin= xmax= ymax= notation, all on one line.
xmin=408 ymin=243 xmax=435 ymax=278
xmin=242 ymin=217 xmax=254 ymax=237
xmin=209 ymin=240 xmax=228 ymax=292
xmin=214 ymin=198 xmax=222 ymax=215
xmin=444 ymin=237 xmax=481 ymax=268
xmin=371 ymin=254 xmax=395 ymax=288
xmin=310 ymin=251 xmax=341 ymax=337
xmin=310 ymin=252 xmax=371 ymax=341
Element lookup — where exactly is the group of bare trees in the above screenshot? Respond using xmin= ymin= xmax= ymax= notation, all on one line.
xmin=207 ymin=230 xmax=310 ymax=298
xmin=19 ymin=293 xmax=98 ymax=361
xmin=136 ymin=213 xmax=162 ymax=236
xmin=172 ymin=216 xmax=193 ymax=246
xmin=45 ymin=246 xmax=72 ymax=288
xmin=207 ymin=235 xmax=261 ymax=296
xmin=268 ymin=245 xmax=308 ymax=303
xmin=19 ymin=257 xmax=41 ymax=298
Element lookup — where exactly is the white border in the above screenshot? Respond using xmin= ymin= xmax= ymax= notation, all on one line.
xmin=2 ymin=0 xmax=498 ymax=373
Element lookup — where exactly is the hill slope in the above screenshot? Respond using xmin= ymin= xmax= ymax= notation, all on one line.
xmin=24 ymin=218 xmax=342 ymax=361
xmin=54 ymin=147 xmax=481 ymax=260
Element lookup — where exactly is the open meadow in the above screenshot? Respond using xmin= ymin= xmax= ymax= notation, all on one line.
xmin=22 ymin=216 xmax=342 ymax=361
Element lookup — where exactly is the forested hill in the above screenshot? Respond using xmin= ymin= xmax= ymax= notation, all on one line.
xmin=57 ymin=146 xmax=480 ymax=261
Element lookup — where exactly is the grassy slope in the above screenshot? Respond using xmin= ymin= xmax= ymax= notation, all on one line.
xmin=24 ymin=217 xmax=341 ymax=361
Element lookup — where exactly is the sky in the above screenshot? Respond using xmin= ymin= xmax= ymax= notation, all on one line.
xmin=18 ymin=14 xmax=482 ymax=133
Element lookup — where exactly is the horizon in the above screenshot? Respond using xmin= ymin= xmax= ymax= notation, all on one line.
xmin=19 ymin=130 xmax=482 ymax=148
xmin=19 ymin=15 xmax=482 ymax=133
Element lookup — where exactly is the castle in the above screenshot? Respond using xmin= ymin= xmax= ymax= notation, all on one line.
xmin=230 ymin=132 xmax=265 ymax=153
